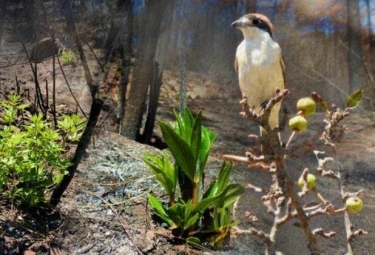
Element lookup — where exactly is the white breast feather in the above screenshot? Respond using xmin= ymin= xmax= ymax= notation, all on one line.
xmin=235 ymin=34 xmax=284 ymax=129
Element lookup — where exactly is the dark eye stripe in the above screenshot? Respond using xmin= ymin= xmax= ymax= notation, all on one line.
xmin=252 ymin=18 xmax=272 ymax=37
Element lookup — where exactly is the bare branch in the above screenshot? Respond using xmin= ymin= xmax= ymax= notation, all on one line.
xmin=232 ymin=227 xmax=272 ymax=246
xmin=314 ymin=151 xmax=340 ymax=179
xmin=312 ymin=228 xmax=336 ymax=239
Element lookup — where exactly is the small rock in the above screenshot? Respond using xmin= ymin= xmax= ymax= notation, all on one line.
xmin=92 ymin=243 xmax=106 ymax=252
xmin=117 ymin=245 xmax=134 ymax=254
xmin=75 ymin=244 xmax=93 ymax=254
xmin=24 ymin=251 xmax=36 ymax=255
xmin=30 ymin=37 xmax=64 ymax=63
xmin=94 ymin=187 xmax=106 ymax=197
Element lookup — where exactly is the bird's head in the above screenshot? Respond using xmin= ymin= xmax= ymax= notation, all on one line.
xmin=232 ymin=13 xmax=273 ymax=39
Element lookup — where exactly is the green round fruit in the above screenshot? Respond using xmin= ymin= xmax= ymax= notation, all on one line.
xmin=346 ymin=197 xmax=363 ymax=213
xmin=297 ymin=97 xmax=316 ymax=117
xmin=289 ymin=116 xmax=308 ymax=133
xmin=298 ymin=174 xmax=317 ymax=190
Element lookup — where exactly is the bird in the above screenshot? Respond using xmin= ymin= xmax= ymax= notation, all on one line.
xmin=232 ymin=13 xmax=285 ymax=154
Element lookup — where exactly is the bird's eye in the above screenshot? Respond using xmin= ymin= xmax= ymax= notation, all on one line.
xmin=253 ymin=19 xmax=260 ymax=25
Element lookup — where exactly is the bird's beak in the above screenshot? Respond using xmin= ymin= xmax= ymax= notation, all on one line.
xmin=231 ymin=19 xmax=246 ymax=28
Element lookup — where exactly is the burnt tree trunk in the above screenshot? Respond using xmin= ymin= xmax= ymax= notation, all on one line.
xmin=118 ymin=1 xmax=134 ymax=122
xmin=347 ymin=0 xmax=366 ymax=95
xmin=62 ymin=0 xmax=96 ymax=98
xmin=0 ymin=0 xmax=6 ymax=45
xmin=364 ymin=0 xmax=375 ymax=107
xmin=365 ymin=0 xmax=374 ymax=67
xmin=140 ymin=61 xmax=163 ymax=144
xmin=50 ymin=99 xmax=103 ymax=207
xmin=24 ymin=0 xmax=36 ymax=42
xmin=120 ymin=0 xmax=167 ymax=140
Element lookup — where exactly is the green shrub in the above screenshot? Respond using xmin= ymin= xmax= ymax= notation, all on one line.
xmin=144 ymin=108 xmax=244 ymax=247
xmin=0 ymin=94 xmax=85 ymax=208
xmin=58 ymin=113 xmax=86 ymax=143
xmin=61 ymin=50 xmax=76 ymax=65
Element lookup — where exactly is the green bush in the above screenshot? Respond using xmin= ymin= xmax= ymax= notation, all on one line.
xmin=61 ymin=50 xmax=76 ymax=65
xmin=58 ymin=113 xmax=86 ymax=143
xmin=0 ymin=94 xmax=85 ymax=208
xmin=144 ymin=108 xmax=244 ymax=247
